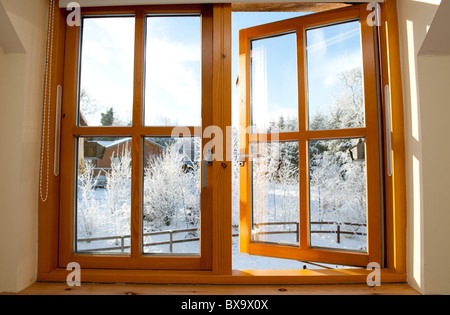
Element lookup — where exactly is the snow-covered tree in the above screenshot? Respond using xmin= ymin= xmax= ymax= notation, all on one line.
xmin=252 ymin=141 xmax=299 ymax=230
xmin=268 ymin=115 xmax=298 ymax=133
xmin=339 ymin=151 xmax=367 ymax=225
xmin=333 ymin=67 xmax=364 ymax=129
xmin=79 ymin=88 xmax=98 ymax=126
xmin=143 ymin=138 xmax=201 ymax=232
xmin=309 ymin=66 xmax=364 ymax=132
xmin=308 ymin=66 xmax=367 ymax=230
xmin=231 ymin=127 xmax=240 ymax=229
xmin=101 ymin=107 xmax=115 ymax=126
xmin=77 ymin=159 xmax=101 ymax=237
xmin=104 ymin=144 xmax=132 ymax=238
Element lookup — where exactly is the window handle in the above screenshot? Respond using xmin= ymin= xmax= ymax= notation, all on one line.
xmin=238 ymin=153 xmax=261 ymax=167
xmin=202 ymin=150 xmax=213 ymax=189
xmin=385 ymin=84 xmax=392 ymax=177
xmin=54 ymin=85 xmax=62 ymax=176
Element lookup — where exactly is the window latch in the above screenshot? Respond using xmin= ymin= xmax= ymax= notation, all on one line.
xmin=385 ymin=84 xmax=392 ymax=176
xmin=238 ymin=153 xmax=261 ymax=167
xmin=202 ymin=149 xmax=213 ymax=189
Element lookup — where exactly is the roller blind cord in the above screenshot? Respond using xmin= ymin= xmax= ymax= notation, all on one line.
xmin=39 ymin=0 xmax=56 ymax=203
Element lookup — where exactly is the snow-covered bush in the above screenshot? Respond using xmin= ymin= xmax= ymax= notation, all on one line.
xmin=143 ymin=138 xmax=201 ymax=232
xmin=104 ymin=145 xmax=132 ymax=238
xmin=252 ymin=141 xmax=299 ymax=226
xmin=76 ymin=141 xmax=132 ymax=249
xmin=77 ymin=159 xmax=101 ymax=237
xmin=309 ymin=146 xmax=366 ymax=225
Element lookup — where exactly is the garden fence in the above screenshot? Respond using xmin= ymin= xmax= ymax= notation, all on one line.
xmin=77 ymin=221 xmax=366 ymax=253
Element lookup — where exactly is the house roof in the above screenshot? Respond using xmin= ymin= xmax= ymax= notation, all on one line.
xmin=96 ymin=138 xmax=130 ymax=149
xmin=95 ymin=138 xmax=165 ymax=150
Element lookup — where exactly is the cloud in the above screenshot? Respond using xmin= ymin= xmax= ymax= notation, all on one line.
xmin=80 ymin=17 xmax=135 ymax=125
xmin=307 ymin=27 xmax=360 ymax=54
xmin=144 ymin=18 xmax=201 ymax=126
xmin=306 ymin=21 xmax=362 ymax=116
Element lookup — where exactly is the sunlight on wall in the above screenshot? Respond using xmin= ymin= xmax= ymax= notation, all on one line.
xmin=397 ymin=0 xmax=442 ymax=294
xmin=406 ymin=20 xmax=420 ymax=142
xmin=411 ymin=0 xmax=441 ymax=4
xmin=411 ymin=154 xmax=423 ymax=289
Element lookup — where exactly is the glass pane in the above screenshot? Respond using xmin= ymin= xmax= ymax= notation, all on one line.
xmin=76 ymin=137 xmax=132 ymax=254
xmin=143 ymin=137 xmax=201 ymax=255
xmin=251 ymin=33 xmax=298 ymax=133
xmin=251 ymin=141 xmax=299 ymax=246
xmin=306 ymin=20 xmax=365 ymax=130
xmin=308 ymin=138 xmax=367 ymax=252
xmin=145 ymin=16 xmax=201 ymax=126
xmin=78 ymin=17 xmax=135 ymax=127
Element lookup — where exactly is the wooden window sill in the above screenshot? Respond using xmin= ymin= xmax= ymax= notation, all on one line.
xmin=6 ymin=279 xmax=419 ymax=296
xmin=37 ymin=268 xmax=406 ymax=285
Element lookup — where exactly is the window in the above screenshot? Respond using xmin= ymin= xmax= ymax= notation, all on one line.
xmin=38 ymin=2 xmax=407 ymax=283
xmin=59 ymin=5 xmax=213 ymax=270
xmin=239 ymin=6 xmax=382 ymax=267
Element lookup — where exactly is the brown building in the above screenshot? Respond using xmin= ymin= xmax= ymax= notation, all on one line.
xmin=82 ymin=138 xmax=165 ymax=177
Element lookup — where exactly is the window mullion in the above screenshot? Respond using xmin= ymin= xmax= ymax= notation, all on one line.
xmin=296 ymin=25 xmax=309 ymax=250
xmin=131 ymin=9 xmax=145 ymax=258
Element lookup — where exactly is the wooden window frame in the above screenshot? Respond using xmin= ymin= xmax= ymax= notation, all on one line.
xmin=238 ymin=5 xmax=382 ymax=268
xmin=59 ymin=4 xmax=214 ymax=271
xmin=37 ymin=1 xmax=407 ymax=284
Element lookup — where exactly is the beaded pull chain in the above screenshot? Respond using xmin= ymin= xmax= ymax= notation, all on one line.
xmin=39 ymin=0 xmax=56 ymax=203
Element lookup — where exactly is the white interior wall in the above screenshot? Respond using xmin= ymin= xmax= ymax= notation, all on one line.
xmin=0 ymin=0 xmax=47 ymax=293
xmin=417 ymin=55 xmax=450 ymax=294
xmin=416 ymin=0 xmax=450 ymax=295
xmin=397 ymin=0 xmax=450 ymax=294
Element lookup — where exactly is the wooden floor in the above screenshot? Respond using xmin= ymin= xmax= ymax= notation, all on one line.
xmin=3 ymin=282 xmax=420 ymax=295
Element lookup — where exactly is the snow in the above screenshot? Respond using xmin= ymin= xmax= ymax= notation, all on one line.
xmin=76 ymin=211 xmax=358 ymax=270
xmin=76 ymin=141 xmax=366 ymax=269
xmin=76 ymin=186 xmax=361 ymax=270
xmin=75 ymin=66 xmax=369 ymax=269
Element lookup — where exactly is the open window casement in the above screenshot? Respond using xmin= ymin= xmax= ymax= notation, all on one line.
xmin=239 ymin=4 xmax=382 ymax=267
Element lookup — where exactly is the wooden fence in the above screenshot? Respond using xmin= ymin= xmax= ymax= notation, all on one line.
xmin=252 ymin=221 xmax=366 ymax=244
xmin=310 ymin=221 xmax=367 ymax=244
xmin=77 ymin=221 xmax=366 ymax=253
xmin=77 ymin=228 xmax=200 ymax=253
xmin=253 ymin=221 xmax=300 ymax=243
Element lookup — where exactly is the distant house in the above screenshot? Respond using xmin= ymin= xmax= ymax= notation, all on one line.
xmin=83 ymin=138 xmax=165 ymax=176
xmin=78 ymin=113 xmax=168 ymax=174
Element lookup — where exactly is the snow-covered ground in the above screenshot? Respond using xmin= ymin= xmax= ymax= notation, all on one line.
xmin=76 ymin=178 xmax=365 ymax=269
xmin=76 ymin=133 xmax=367 ymax=269
xmin=77 ymin=227 xmax=359 ymax=270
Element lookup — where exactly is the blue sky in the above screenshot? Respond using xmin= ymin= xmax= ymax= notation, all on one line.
xmin=232 ymin=12 xmax=363 ymax=130
xmin=145 ymin=16 xmax=201 ymax=126
xmin=79 ymin=16 xmax=135 ymax=126
xmin=305 ymin=20 xmax=363 ymax=123
xmin=79 ymin=16 xmax=201 ymax=127
xmin=232 ymin=12 xmax=306 ymax=128
xmin=79 ymin=13 xmax=363 ymax=129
